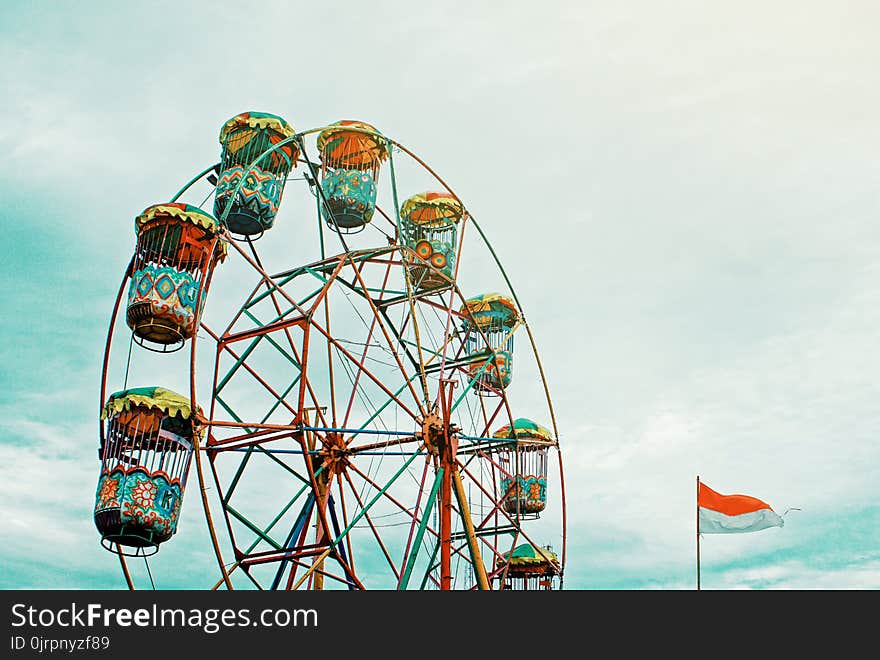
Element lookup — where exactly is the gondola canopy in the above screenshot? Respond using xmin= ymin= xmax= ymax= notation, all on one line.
xmin=317 ymin=120 xmax=389 ymax=169
xmin=460 ymin=292 xmax=519 ymax=330
xmin=102 ymin=386 xmax=201 ymax=427
xmin=133 ymin=203 xmax=227 ymax=263
xmin=492 ymin=418 xmax=553 ymax=443
xmin=500 ymin=543 xmax=559 ymax=568
xmin=218 ymin=111 xmax=299 ymax=170
xmin=400 ymin=191 xmax=464 ymax=228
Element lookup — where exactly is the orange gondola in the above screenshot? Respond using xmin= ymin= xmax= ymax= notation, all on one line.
xmin=126 ymin=204 xmax=226 ymax=352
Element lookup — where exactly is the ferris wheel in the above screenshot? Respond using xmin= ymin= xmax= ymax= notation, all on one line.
xmin=95 ymin=112 xmax=566 ymax=590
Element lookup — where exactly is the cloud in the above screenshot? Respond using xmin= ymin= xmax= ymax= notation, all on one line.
xmin=2 ymin=0 xmax=879 ymax=589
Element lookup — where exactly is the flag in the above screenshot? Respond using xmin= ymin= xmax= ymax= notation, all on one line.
xmin=698 ymin=481 xmax=784 ymax=534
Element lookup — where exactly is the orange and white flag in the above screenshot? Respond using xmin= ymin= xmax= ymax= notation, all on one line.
xmin=698 ymin=481 xmax=784 ymax=534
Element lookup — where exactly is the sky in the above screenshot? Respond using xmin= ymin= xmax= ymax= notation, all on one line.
xmin=1 ymin=0 xmax=878 ymax=590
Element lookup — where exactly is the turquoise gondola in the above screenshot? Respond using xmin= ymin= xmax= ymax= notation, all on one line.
xmin=317 ymin=120 xmax=389 ymax=233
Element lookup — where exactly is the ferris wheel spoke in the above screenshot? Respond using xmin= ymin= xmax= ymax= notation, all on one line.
xmin=321 ymin=300 xmax=340 ymax=427
xmin=345 ymin=435 xmax=420 ymax=453
xmin=228 ymin=487 xmax=362 ymax=591
xmin=384 ymin=156 xmax=430 ymax=398
xmin=309 ymin=317 xmax=422 ymax=423
xmin=399 ymin=297 xmax=455 ymax=368
xmin=345 ymin=459 xmax=439 ymax=540
xmin=210 ymin=325 xmax=301 ymax=398
xmin=416 ymin=306 xmax=462 ymax=374
xmin=206 ymin=427 xmax=298 ymax=452
xmin=280 ymin=558 xmax=349 ymax=591
xmin=471 ymin=483 xmax=512 ymax=531
xmin=419 ymin=548 xmax=442 ymax=590
xmin=227 ymin=238 xmax=320 ymax=315
xmin=331 ymin=345 xmax=397 ymax=435
xmin=338 ymin=264 xmax=389 ymax=430
xmin=473 ymin=397 xmax=509 ymax=440
xmin=377 ymin=306 xmax=422 ymax=376
xmin=321 ymin=358 xmax=420 ymax=449
xmin=468 ymin=520 xmax=520 ymax=586
xmin=223 ymin=241 xmax=315 ymax=333
xmin=421 ymin=341 xmax=474 ymax=380
xmin=276 ymin=499 xmax=320 ymax=591
xmin=448 ymin=373 xmax=502 ymax=419
xmin=235 ymin=312 xmax=305 ymax=362
xmin=288 ymin=444 xmax=425 ymax=590
xmin=333 ymin=473 xmax=357 ymax=582
xmin=341 ymin=455 xmax=489 ymax=589
xmin=339 ymin=469 xmax=401 ymax=581
xmin=310 ymin=494 xmax=362 ymax=591
xmin=396 ymin=455 xmax=432 ymax=589
xmin=372 ymin=199 xmax=401 ymax=235
xmin=418 ymin=285 xmax=487 ymax=377
xmin=237 ymin=567 xmax=264 ymax=590
xmin=281 ymin=523 xmax=314 ymax=590
xmin=244 ymin=546 xmax=354 ymax=591
xmin=433 ymin=289 xmax=468 ymax=377
xmin=417 ymin=520 xmax=489 ymax=590
xmin=214 ymin=316 xmax=329 ymax=433
xmin=242 ymin=543 xmax=324 ymax=572
xmin=220 ymin=242 xmax=350 ymax=427
xmin=288 ymin=548 xmax=350 ymax=591
xmin=214 ymin=276 xmax=264 ymax=340
xmin=276 ymin=494 xmax=317 ymax=589
xmin=343 ymin=254 xmax=430 ymax=412
xmin=247 ymin=486 xmax=316 ymax=576
xmin=475 ymin=531 xmax=513 ymax=571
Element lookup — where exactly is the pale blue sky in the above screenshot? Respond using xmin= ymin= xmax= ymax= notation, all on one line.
xmin=1 ymin=0 xmax=878 ymax=589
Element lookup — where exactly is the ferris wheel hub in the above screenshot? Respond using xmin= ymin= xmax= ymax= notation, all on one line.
xmin=317 ymin=432 xmax=350 ymax=476
xmin=419 ymin=413 xmax=460 ymax=458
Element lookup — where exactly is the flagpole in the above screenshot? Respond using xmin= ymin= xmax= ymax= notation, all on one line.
xmin=696 ymin=475 xmax=701 ymax=591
